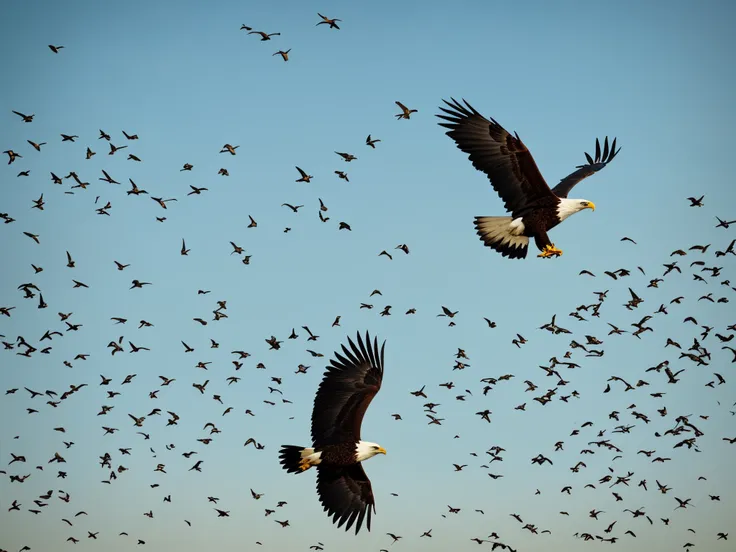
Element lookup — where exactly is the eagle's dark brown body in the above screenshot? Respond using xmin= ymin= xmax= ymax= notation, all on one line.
xmin=316 ymin=443 xmax=358 ymax=466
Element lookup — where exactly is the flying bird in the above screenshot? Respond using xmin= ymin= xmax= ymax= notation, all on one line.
xmin=220 ymin=144 xmax=239 ymax=155
xmin=295 ymin=167 xmax=313 ymax=183
xmin=335 ymin=151 xmax=357 ymax=162
xmin=366 ymin=135 xmax=381 ymax=148
xmin=715 ymin=217 xmax=736 ymax=229
xmin=12 ymin=110 xmax=34 ymax=122
xmin=4 ymin=150 xmax=23 ymax=164
xmin=316 ymin=13 xmax=341 ymax=29
xmin=27 ymin=140 xmax=46 ymax=151
xmin=248 ymin=31 xmax=281 ymax=41
xmin=279 ymin=332 xmax=386 ymax=535
xmin=436 ymin=98 xmax=620 ymax=259
xmin=395 ymin=101 xmax=417 ymax=120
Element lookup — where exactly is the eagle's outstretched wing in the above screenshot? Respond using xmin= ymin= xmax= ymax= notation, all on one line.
xmin=551 ymin=137 xmax=620 ymax=198
xmin=316 ymin=462 xmax=375 ymax=534
xmin=311 ymin=332 xmax=384 ymax=446
xmin=436 ymin=98 xmax=556 ymax=216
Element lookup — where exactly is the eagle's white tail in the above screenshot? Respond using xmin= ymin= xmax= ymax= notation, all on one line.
xmin=474 ymin=216 xmax=529 ymax=259
xmin=279 ymin=445 xmax=321 ymax=474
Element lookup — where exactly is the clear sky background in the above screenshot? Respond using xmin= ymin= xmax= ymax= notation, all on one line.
xmin=1 ymin=1 xmax=735 ymax=551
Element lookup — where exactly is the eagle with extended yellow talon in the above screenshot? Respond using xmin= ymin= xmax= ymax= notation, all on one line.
xmin=437 ymin=98 xmax=619 ymax=259
xmin=279 ymin=331 xmax=386 ymax=535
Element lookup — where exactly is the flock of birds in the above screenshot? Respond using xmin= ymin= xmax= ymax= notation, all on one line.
xmin=240 ymin=13 xmax=340 ymax=63
xmin=2 ymin=12 xmax=735 ymax=552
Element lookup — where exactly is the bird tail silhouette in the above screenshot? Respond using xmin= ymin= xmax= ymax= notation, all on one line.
xmin=279 ymin=445 xmax=313 ymax=474
xmin=474 ymin=216 xmax=529 ymax=259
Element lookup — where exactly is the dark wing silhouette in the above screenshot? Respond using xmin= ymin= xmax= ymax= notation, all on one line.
xmin=551 ymin=137 xmax=620 ymax=198
xmin=317 ymin=462 xmax=375 ymax=534
xmin=436 ymin=98 xmax=555 ymax=215
xmin=311 ymin=332 xmax=384 ymax=446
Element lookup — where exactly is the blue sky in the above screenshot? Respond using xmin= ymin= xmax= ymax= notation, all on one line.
xmin=1 ymin=0 xmax=735 ymax=550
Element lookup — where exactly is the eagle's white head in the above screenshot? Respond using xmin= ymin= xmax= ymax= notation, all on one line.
xmin=557 ymin=198 xmax=596 ymax=222
xmin=356 ymin=441 xmax=387 ymax=462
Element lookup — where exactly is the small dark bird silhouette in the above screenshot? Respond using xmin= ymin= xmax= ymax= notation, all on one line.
xmin=366 ymin=135 xmax=381 ymax=148
xmin=248 ymin=31 xmax=281 ymax=41
xmin=395 ymin=101 xmax=417 ymax=120
xmin=316 ymin=13 xmax=341 ymax=29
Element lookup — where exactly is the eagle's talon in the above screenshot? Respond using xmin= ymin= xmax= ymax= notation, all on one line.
xmin=538 ymin=244 xmax=563 ymax=258
xmin=298 ymin=460 xmax=311 ymax=471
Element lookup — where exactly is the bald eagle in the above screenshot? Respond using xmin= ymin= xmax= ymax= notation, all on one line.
xmin=279 ymin=331 xmax=386 ymax=535
xmin=437 ymin=98 xmax=620 ymax=259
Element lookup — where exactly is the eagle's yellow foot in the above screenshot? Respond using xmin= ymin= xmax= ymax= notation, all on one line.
xmin=298 ymin=459 xmax=311 ymax=471
xmin=538 ymin=244 xmax=563 ymax=258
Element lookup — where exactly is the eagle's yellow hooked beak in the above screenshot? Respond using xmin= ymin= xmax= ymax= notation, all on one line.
xmin=587 ymin=201 xmax=596 ymax=212
xmin=377 ymin=447 xmax=387 ymax=455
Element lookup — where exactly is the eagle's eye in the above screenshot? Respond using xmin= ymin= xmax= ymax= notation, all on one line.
xmin=372 ymin=446 xmax=379 ymax=450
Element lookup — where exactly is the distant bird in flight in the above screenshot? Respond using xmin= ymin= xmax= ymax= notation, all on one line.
xmin=437 ymin=98 xmax=620 ymax=259
xmin=395 ymin=101 xmax=417 ymax=120
xmin=48 ymin=45 xmax=64 ymax=53
xmin=220 ymin=144 xmax=239 ymax=155
xmin=4 ymin=150 xmax=22 ymax=164
xmin=295 ymin=167 xmax=313 ymax=183
xmin=715 ymin=217 xmax=736 ymax=229
xmin=366 ymin=135 xmax=381 ymax=148
xmin=335 ymin=151 xmax=357 ymax=162
xmin=273 ymin=49 xmax=291 ymax=61
xmin=316 ymin=13 xmax=341 ymax=29
xmin=12 ymin=110 xmax=34 ymax=123
xmin=279 ymin=332 xmax=386 ymax=535
xmin=27 ymin=140 xmax=46 ymax=151
xmin=248 ymin=31 xmax=281 ymax=41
